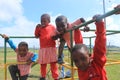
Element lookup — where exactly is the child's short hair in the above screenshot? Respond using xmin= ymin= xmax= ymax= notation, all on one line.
xmin=18 ymin=41 xmax=28 ymax=48
xmin=55 ymin=15 xmax=68 ymax=23
xmin=72 ymin=44 xmax=89 ymax=54
xmin=41 ymin=13 xmax=50 ymax=22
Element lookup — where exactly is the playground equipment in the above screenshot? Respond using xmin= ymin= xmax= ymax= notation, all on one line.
xmin=1 ymin=7 xmax=120 ymax=80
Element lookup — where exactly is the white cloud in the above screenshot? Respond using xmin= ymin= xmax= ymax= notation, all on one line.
xmin=0 ymin=0 xmax=38 ymax=47
xmin=0 ymin=0 xmax=62 ymax=47
xmin=0 ymin=0 xmax=23 ymax=22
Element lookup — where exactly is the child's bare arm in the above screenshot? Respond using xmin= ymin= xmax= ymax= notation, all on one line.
xmin=58 ymin=38 xmax=66 ymax=64
xmin=58 ymin=39 xmax=66 ymax=57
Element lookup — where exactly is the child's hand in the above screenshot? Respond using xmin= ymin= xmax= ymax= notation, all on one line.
xmin=1 ymin=34 xmax=9 ymax=40
xmin=36 ymin=24 xmax=46 ymax=28
xmin=36 ymin=24 xmax=41 ymax=27
xmin=83 ymin=26 xmax=90 ymax=32
xmin=26 ymin=59 xmax=33 ymax=65
xmin=93 ymin=14 xmax=102 ymax=22
xmin=51 ymin=35 xmax=59 ymax=40
xmin=114 ymin=4 xmax=120 ymax=14
xmin=36 ymin=24 xmax=44 ymax=28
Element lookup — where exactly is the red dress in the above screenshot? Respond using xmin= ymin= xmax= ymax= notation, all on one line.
xmin=35 ymin=24 xmax=57 ymax=64
xmin=78 ymin=22 xmax=107 ymax=80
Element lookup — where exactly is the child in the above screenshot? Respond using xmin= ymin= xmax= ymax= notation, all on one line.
xmin=34 ymin=14 xmax=59 ymax=80
xmin=71 ymin=15 xmax=107 ymax=80
xmin=1 ymin=34 xmax=38 ymax=80
xmin=52 ymin=15 xmax=89 ymax=64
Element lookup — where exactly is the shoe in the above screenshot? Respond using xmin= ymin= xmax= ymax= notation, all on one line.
xmin=58 ymin=56 xmax=64 ymax=64
xmin=39 ymin=77 xmax=46 ymax=80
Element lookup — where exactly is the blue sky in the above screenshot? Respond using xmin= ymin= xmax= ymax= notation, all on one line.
xmin=0 ymin=0 xmax=120 ymax=47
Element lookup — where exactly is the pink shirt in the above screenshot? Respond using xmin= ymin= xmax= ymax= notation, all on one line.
xmin=15 ymin=50 xmax=34 ymax=76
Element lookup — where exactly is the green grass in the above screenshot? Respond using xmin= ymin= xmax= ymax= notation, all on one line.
xmin=0 ymin=48 xmax=120 ymax=80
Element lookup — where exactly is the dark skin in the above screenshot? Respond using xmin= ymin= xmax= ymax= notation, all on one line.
xmin=1 ymin=34 xmax=33 ymax=65
xmin=18 ymin=45 xmax=28 ymax=57
xmin=55 ymin=21 xmax=69 ymax=57
xmin=55 ymin=20 xmax=67 ymax=34
xmin=54 ymin=17 xmax=90 ymax=59
xmin=71 ymin=47 xmax=90 ymax=71
xmin=40 ymin=17 xmax=50 ymax=27
xmin=35 ymin=14 xmax=50 ymax=38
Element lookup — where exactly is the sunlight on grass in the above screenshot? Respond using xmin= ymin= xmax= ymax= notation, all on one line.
xmin=0 ymin=48 xmax=120 ymax=80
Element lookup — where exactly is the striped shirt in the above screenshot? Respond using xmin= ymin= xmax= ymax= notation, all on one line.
xmin=16 ymin=51 xmax=34 ymax=76
xmin=6 ymin=39 xmax=37 ymax=76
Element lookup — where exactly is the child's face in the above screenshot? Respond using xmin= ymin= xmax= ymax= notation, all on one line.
xmin=41 ymin=17 xmax=49 ymax=27
xmin=18 ymin=45 xmax=28 ymax=57
xmin=72 ymin=48 xmax=90 ymax=71
xmin=56 ymin=21 xmax=67 ymax=34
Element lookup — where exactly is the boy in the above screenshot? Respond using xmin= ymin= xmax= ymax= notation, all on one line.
xmin=1 ymin=34 xmax=38 ymax=80
xmin=53 ymin=15 xmax=89 ymax=64
xmin=71 ymin=15 xmax=107 ymax=80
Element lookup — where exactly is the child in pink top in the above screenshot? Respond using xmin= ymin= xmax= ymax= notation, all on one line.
xmin=1 ymin=34 xmax=38 ymax=80
xmin=34 ymin=14 xmax=59 ymax=80
xmin=52 ymin=15 xmax=89 ymax=64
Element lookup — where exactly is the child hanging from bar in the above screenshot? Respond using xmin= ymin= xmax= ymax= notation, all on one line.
xmin=71 ymin=14 xmax=107 ymax=80
xmin=52 ymin=15 xmax=90 ymax=64
xmin=1 ymin=34 xmax=38 ymax=80
xmin=34 ymin=13 xmax=59 ymax=80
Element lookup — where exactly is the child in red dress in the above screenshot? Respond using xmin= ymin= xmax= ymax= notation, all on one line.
xmin=34 ymin=14 xmax=59 ymax=80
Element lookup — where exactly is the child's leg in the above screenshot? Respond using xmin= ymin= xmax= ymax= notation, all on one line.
xmin=41 ymin=64 xmax=47 ymax=78
xmin=8 ymin=65 xmax=19 ymax=80
xmin=19 ymin=74 xmax=28 ymax=80
xmin=50 ymin=62 xmax=59 ymax=80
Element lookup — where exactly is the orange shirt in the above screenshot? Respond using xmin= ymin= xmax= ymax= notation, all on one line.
xmin=35 ymin=24 xmax=56 ymax=48
xmin=63 ymin=19 xmax=83 ymax=47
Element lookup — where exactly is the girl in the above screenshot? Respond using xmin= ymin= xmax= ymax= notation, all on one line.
xmin=1 ymin=34 xmax=38 ymax=80
xmin=53 ymin=15 xmax=89 ymax=64
xmin=34 ymin=14 xmax=59 ymax=80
